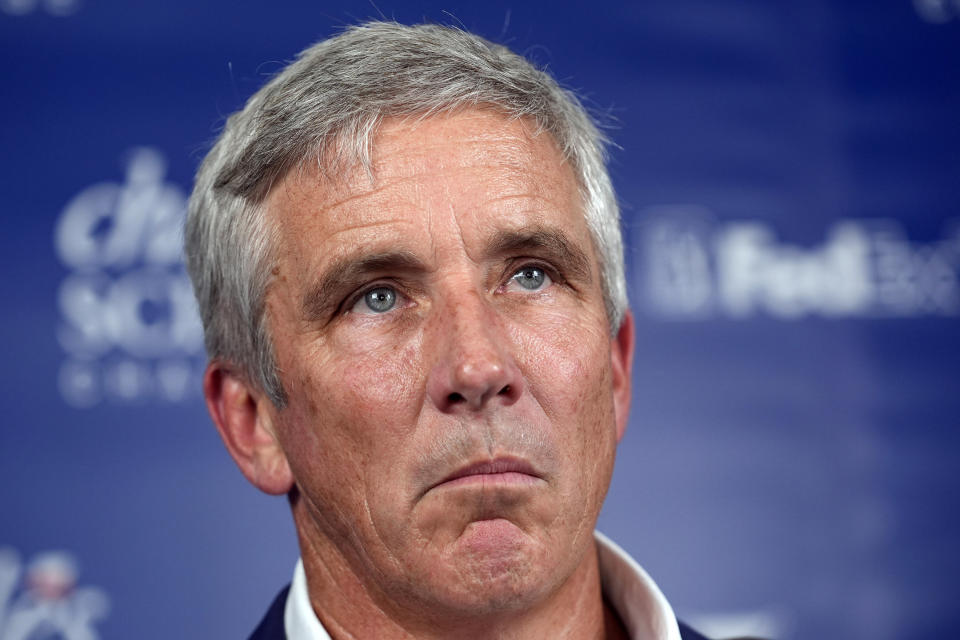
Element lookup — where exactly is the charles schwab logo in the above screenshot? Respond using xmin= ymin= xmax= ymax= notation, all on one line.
xmin=54 ymin=148 xmax=205 ymax=408
xmin=0 ymin=548 xmax=109 ymax=640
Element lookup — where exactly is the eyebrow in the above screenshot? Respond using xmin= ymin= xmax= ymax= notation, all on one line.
xmin=301 ymin=250 xmax=425 ymax=321
xmin=299 ymin=226 xmax=593 ymax=321
xmin=487 ymin=227 xmax=593 ymax=285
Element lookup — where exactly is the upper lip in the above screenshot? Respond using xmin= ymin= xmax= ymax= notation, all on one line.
xmin=432 ymin=457 xmax=541 ymax=489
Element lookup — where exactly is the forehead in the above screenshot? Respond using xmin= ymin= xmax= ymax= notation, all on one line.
xmin=265 ymin=110 xmax=590 ymax=264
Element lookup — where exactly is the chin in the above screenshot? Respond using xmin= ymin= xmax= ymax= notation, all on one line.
xmin=422 ymin=527 xmax=560 ymax=615
xmin=432 ymin=566 xmax=553 ymax=617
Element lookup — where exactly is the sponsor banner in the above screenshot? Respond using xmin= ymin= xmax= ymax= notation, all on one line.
xmin=0 ymin=547 xmax=108 ymax=640
xmin=53 ymin=148 xmax=205 ymax=407
xmin=634 ymin=206 xmax=960 ymax=320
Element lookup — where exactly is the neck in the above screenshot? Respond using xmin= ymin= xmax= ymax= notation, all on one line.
xmin=292 ymin=504 xmax=614 ymax=639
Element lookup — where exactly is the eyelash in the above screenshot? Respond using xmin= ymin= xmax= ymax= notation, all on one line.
xmin=342 ymin=261 xmax=562 ymax=315
xmin=344 ymin=280 xmax=407 ymax=316
xmin=502 ymin=260 xmax=561 ymax=290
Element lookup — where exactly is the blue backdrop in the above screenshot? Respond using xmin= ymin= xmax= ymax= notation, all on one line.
xmin=1 ymin=1 xmax=958 ymax=638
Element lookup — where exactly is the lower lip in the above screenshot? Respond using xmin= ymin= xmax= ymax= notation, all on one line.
xmin=438 ymin=471 xmax=540 ymax=489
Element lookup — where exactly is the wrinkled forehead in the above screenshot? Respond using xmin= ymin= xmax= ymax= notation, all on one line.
xmin=365 ymin=111 xmax=564 ymax=182
xmin=264 ymin=110 xmax=588 ymax=249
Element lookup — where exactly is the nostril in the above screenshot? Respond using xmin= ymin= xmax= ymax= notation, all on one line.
xmin=498 ymin=385 xmax=511 ymax=396
xmin=447 ymin=392 xmax=466 ymax=404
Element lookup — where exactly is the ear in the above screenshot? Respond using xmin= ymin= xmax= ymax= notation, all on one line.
xmin=609 ymin=311 xmax=635 ymax=443
xmin=203 ymin=362 xmax=294 ymax=495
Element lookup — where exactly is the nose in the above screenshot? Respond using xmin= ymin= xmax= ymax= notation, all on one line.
xmin=426 ymin=292 xmax=524 ymax=413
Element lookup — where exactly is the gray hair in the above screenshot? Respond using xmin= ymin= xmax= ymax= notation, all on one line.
xmin=185 ymin=21 xmax=626 ymax=408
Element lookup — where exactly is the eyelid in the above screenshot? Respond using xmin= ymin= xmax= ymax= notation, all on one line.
xmin=345 ymin=281 xmax=408 ymax=315
xmin=517 ymin=258 xmax=562 ymax=279
xmin=502 ymin=260 xmax=560 ymax=292
xmin=338 ymin=260 xmax=561 ymax=315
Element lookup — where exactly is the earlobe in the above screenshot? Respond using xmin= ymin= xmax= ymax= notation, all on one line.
xmin=609 ymin=311 xmax=635 ymax=443
xmin=203 ymin=362 xmax=294 ymax=495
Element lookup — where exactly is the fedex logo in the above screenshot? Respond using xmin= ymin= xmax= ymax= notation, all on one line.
xmin=636 ymin=206 xmax=960 ymax=320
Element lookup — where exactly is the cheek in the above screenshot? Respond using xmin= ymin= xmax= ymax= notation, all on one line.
xmin=511 ymin=308 xmax=618 ymax=493
xmin=273 ymin=337 xmax=426 ymax=533
xmin=513 ymin=307 xmax=612 ymax=419
xmin=336 ymin=336 xmax=426 ymax=434
xmin=279 ymin=332 xmax=426 ymax=477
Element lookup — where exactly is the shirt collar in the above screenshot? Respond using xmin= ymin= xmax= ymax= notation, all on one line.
xmin=594 ymin=531 xmax=682 ymax=640
xmin=285 ymin=531 xmax=682 ymax=640
xmin=285 ymin=558 xmax=330 ymax=640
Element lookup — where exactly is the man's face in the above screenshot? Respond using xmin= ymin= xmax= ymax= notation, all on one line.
xmin=260 ymin=110 xmax=632 ymax=617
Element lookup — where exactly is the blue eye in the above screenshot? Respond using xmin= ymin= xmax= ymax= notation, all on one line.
xmin=359 ymin=286 xmax=397 ymax=313
xmin=511 ymin=266 xmax=548 ymax=291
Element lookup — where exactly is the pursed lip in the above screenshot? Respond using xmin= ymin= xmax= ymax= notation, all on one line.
xmin=429 ymin=457 xmax=543 ymax=492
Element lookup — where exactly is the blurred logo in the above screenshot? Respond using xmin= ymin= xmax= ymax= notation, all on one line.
xmin=634 ymin=205 xmax=960 ymax=320
xmin=0 ymin=0 xmax=79 ymax=16
xmin=54 ymin=148 xmax=205 ymax=407
xmin=914 ymin=0 xmax=960 ymax=23
xmin=0 ymin=548 xmax=109 ymax=640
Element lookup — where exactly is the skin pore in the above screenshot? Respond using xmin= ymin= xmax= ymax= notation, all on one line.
xmin=204 ymin=109 xmax=635 ymax=639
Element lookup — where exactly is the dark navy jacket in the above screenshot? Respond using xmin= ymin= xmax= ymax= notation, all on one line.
xmin=248 ymin=585 xmax=715 ymax=640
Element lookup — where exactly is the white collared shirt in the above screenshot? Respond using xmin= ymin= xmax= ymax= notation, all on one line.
xmin=285 ymin=531 xmax=682 ymax=640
